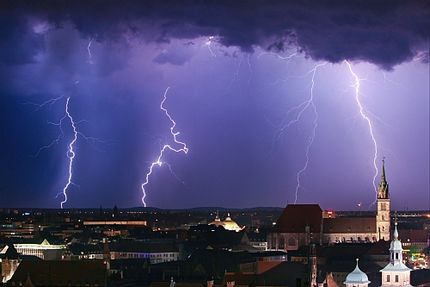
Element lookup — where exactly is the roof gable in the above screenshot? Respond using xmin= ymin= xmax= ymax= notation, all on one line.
xmin=275 ymin=204 xmax=323 ymax=233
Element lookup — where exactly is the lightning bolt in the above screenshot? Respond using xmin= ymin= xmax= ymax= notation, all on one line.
xmin=257 ymin=51 xmax=297 ymax=61
xmin=24 ymin=95 xmax=64 ymax=112
xmin=87 ymin=38 xmax=93 ymax=64
xmin=273 ymin=63 xmax=326 ymax=203
xmin=24 ymin=96 xmax=65 ymax=157
xmin=344 ymin=60 xmax=379 ymax=204
xmin=141 ymin=87 xmax=189 ymax=207
xmin=60 ymin=97 xmax=78 ymax=209
xmin=27 ymin=95 xmax=100 ymax=208
xmin=204 ymin=36 xmax=216 ymax=57
xmin=281 ymin=63 xmax=327 ymax=204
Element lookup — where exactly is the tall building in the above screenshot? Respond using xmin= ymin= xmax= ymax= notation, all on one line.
xmin=376 ymin=158 xmax=391 ymax=241
xmin=268 ymin=160 xmax=392 ymax=251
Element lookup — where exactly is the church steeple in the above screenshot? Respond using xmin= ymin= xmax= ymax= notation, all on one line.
xmin=378 ymin=158 xmax=389 ymax=199
xmin=376 ymin=157 xmax=390 ymax=241
xmin=380 ymin=221 xmax=413 ymax=287
xmin=389 ymin=222 xmax=403 ymax=265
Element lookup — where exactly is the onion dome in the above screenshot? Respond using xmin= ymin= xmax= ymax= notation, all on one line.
xmin=344 ymin=259 xmax=370 ymax=285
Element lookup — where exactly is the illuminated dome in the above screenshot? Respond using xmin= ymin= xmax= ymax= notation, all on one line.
xmin=209 ymin=213 xmax=244 ymax=232
xmin=222 ymin=214 xmax=243 ymax=232
xmin=209 ymin=213 xmax=223 ymax=227
xmin=344 ymin=259 xmax=370 ymax=285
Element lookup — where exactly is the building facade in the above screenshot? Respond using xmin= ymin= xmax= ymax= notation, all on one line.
xmin=11 ymin=239 xmax=65 ymax=260
xmin=268 ymin=160 xmax=391 ymax=252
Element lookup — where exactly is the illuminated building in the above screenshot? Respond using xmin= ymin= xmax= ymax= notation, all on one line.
xmin=268 ymin=160 xmax=391 ymax=251
xmin=109 ymin=241 xmax=179 ymax=264
xmin=209 ymin=213 xmax=244 ymax=232
xmin=0 ymin=244 xmax=20 ymax=283
xmin=83 ymin=220 xmax=147 ymax=226
xmin=4 ymin=239 xmax=65 ymax=260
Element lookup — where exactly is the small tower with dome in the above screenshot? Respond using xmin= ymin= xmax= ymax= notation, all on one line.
xmin=344 ymin=258 xmax=370 ymax=287
xmin=380 ymin=222 xmax=413 ymax=286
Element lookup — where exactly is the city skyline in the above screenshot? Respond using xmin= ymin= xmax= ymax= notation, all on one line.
xmin=0 ymin=1 xmax=429 ymax=210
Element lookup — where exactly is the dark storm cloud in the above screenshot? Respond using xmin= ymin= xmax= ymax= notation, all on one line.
xmin=0 ymin=13 xmax=44 ymax=65
xmin=153 ymin=48 xmax=194 ymax=66
xmin=1 ymin=0 xmax=429 ymax=69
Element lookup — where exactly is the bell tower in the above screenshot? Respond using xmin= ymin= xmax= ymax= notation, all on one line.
xmin=376 ymin=158 xmax=391 ymax=241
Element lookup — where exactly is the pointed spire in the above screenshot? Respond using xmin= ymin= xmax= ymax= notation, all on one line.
xmin=214 ymin=210 xmax=220 ymax=221
xmin=393 ymin=221 xmax=398 ymax=240
xmin=355 ymin=258 xmax=360 ymax=269
xmin=378 ymin=157 xmax=389 ymax=199
xmin=226 ymin=212 xmax=232 ymax=220
xmin=381 ymin=157 xmax=387 ymax=182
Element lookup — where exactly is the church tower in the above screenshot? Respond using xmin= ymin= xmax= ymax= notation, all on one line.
xmin=380 ymin=222 xmax=413 ymax=286
xmin=376 ymin=158 xmax=391 ymax=241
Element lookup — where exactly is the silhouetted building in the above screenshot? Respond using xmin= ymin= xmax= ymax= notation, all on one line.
xmin=6 ymin=260 xmax=107 ymax=286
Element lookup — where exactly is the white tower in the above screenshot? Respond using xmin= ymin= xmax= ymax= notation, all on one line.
xmin=344 ymin=258 xmax=370 ymax=287
xmin=376 ymin=158 xmax=391 ymax=241
xmin=380 ymin=222 xmax=413 ymax=286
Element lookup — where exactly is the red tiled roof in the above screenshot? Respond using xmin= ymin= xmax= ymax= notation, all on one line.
xmin=275 ymin=204 xmax=323 ymax=233
xmin=323 ymin=217 xmax=376 ymax=233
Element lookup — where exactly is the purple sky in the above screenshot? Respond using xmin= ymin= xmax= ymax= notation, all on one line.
xmin=0 ymin=1 xmax=429 ymax=210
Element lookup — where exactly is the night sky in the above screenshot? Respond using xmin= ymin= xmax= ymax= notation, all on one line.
xmin=0 ymin=1 xmax=429 ymax=210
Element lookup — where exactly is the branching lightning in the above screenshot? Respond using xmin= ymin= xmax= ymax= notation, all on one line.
xmin=141 ymin=87 xmax=189 ymax=207
xmin=344 ymin=60 xmax=379 ymax=203
xmin=24 ymin=95 xmax=64 ymax=112
xmin=276 ymin=63 xmax=327 ymax=204
xmin=60 ymin=97 xmax=78 ymax=209
xmin=28 ymin=94 xmax=104 ymax=208
xmin=265 ymin=55 xmax=381 ymax=205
